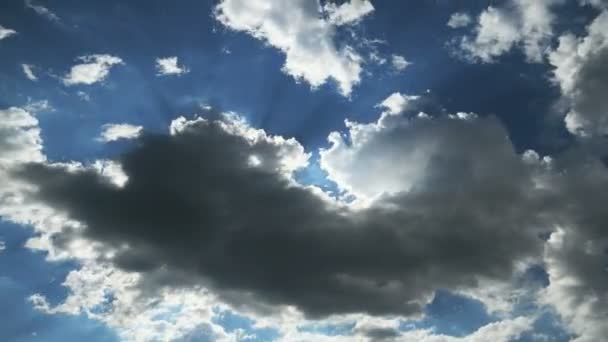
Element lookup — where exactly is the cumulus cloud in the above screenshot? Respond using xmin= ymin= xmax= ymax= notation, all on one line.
xmin=447 ymin=12 xmax=472 ymax=28
xmin=13 ymin=105 xmax=554 ymax=321
xmin=548 ymin=11 xmax=608 ymax=136
xmin=97 ymin=123 xmax=143 ymax=142
xmin=0 ymin=25 xmax=17 ymax=40
xmin=5 ymin=94 xmax=608 ymax=341
xmin=323 ymin=0 xmax=374 ymax=26
xmin=155 ymin=56 xmax=190 ymax=76
xmin=25 ymin=0 xmax=60 ymax=22
xmin=21 ymin=64 xmax=37 ymax=81
xmin=62 ymin=54 xmax=123 ymax=86
xmin=214 ymin=0 xmax=372 ymax=96
xmin=456 ymin=0 xmax=564 ymax=63
xmin=391 ymin=55 xmax=411 ymax=72
xmin=0 ymin=107 xmax=44 ymax=165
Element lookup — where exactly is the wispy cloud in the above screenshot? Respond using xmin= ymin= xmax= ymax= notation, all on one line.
xmin=25 ymin=0 xmax=60 ymax=22
xmin=22 ymin=64 xmax=38 ymax=81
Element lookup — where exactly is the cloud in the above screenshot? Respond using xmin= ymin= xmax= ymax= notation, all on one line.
xmin=323 ymin=0 xmax=374 ymax=26
xmin=0 ymin=25 xmax=17 ymax=40
xmin=24 ymin=99 xmax=53 ymax=113
xmin=214 ymin=0 xmax=371 ymax=96
xmin=21 ymin=64 xmax=37 ymax=81
xmin=2 ymin=98 xmax=608 ymax=341
xmin=548 ymin=10 xmax=608 ymax=136
xmin=62 ymin=54 xmax=123 ymax=86
xmin=535 ymin=152 xmax=608 ymax=341
xmin=13 ymin=103 xmax=554 ymax=321
xmin=0 ymin=107 xmax=44 ymax=165
xmin=0 ymin=240 xmax=5 ymax=252
xmin=375 ymin=92 xmax=419 ymax=115
xmin=97 ymin=123 xmax=143 ymax=142
xmin=456 ymin=0 xmax=564 ymax=63
xmin=25 ymin=0 xmax=60 ymax=22
xmin=391 ymin=55 xmax=411 ymax=72
xmin=447 ymin=12 xmax=472 ymax=28
xmin=155 ymin=56 xmax=190 ymax=76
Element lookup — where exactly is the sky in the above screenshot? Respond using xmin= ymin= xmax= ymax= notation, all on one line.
xmin=1 ymin=0 xmax=608 ymax=341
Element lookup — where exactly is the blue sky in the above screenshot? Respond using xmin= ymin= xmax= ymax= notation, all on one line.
xmin=1 ymin=0 xmax=608 ymax=341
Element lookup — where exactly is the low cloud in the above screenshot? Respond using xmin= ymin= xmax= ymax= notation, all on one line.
xmin=455 ymin=0 xmax=564 ymax=63
xmin=97 ymin=123 xmax=143 ymax=142
xmin=0 ymin=25 xmax=17 ymax=40
xmin=214 ymin=0 xmax=373 ymax=96
xmin=62 ymin=54 xmax=123 ymax=86
xmin=155 ymin=56 xmax=190 ymax=76
xmin=447 ymin=12 xmax=472 ymax=29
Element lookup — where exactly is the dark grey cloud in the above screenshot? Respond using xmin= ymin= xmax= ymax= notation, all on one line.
xmin=12 ymin=115 xmax=560 ymax=318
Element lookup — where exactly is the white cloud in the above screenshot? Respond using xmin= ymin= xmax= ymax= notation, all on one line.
xmin=323 ymin=0 xmax=374 ymax=26
xmin=391 ymin=54 xmax=411 ymax=72
xmin=447 ymin=12 xmax=472 ymax=28
xmin=320 ymin=94 xmax=449 ymax=201
xmin=0 ymin=25 xmax=17 ymax=40
xmin=97 ymin=123 xmax=143 ymax=142
xmin=548 ymin=11 xmax=608 ymax=136
xmin=0 ymin=240 xmax=5 ymax=252
xmin=62 ymin=54 xmax=123 ymax=86
xmin=457 ymin=0 xmax=564 ymax=63
xmin=22 ymin=64 xmax=37 ymax=81
xmin=376 ymin=92 xmax=419 ymax=114
xmin=215 ymin=0 xmax=371 ymax=96
xmin=0 ymin=107 xmax=44 ymax=165
xmin=155 ymin=56 xmax=190 ymax=76
xmin=25 ymin=0 xmax=60 ymax=22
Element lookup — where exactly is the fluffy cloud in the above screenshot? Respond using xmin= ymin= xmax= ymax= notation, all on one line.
xmin=62 ymin=54 xmax=123 ymax=86
xmin=4 ymin=94 xmax=608 ymax=340
xmin=447 ymin=12 xmax=472 ymax=29
xmin=323 ymin=0 xmax=374 ymax=26
xmin=548 ymin=11 xmax=608 ymax=136
xmin=21 ymin=64 xmax=37 ymax=81
xmin=391 ymin=55 xmax=411 ymax=72
xmin=0 ymin=107 xmax=44 ymax=165
xmin=13 ymin=105 xmax=552 ymax=322
xmin=536 ymin=153 xmax=608 ymax=341
xmin=97 ymin=123 xmax=143 ymax=142
xmin=0 ymin=24 xmax=17 ymax=40
xmin=155 ymin=56 xmax=190 ymax=76
xmin=214 ymin=0 xmax=372 ymax=96
xmin=457 ymin=0 xmax=564 ymax=63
